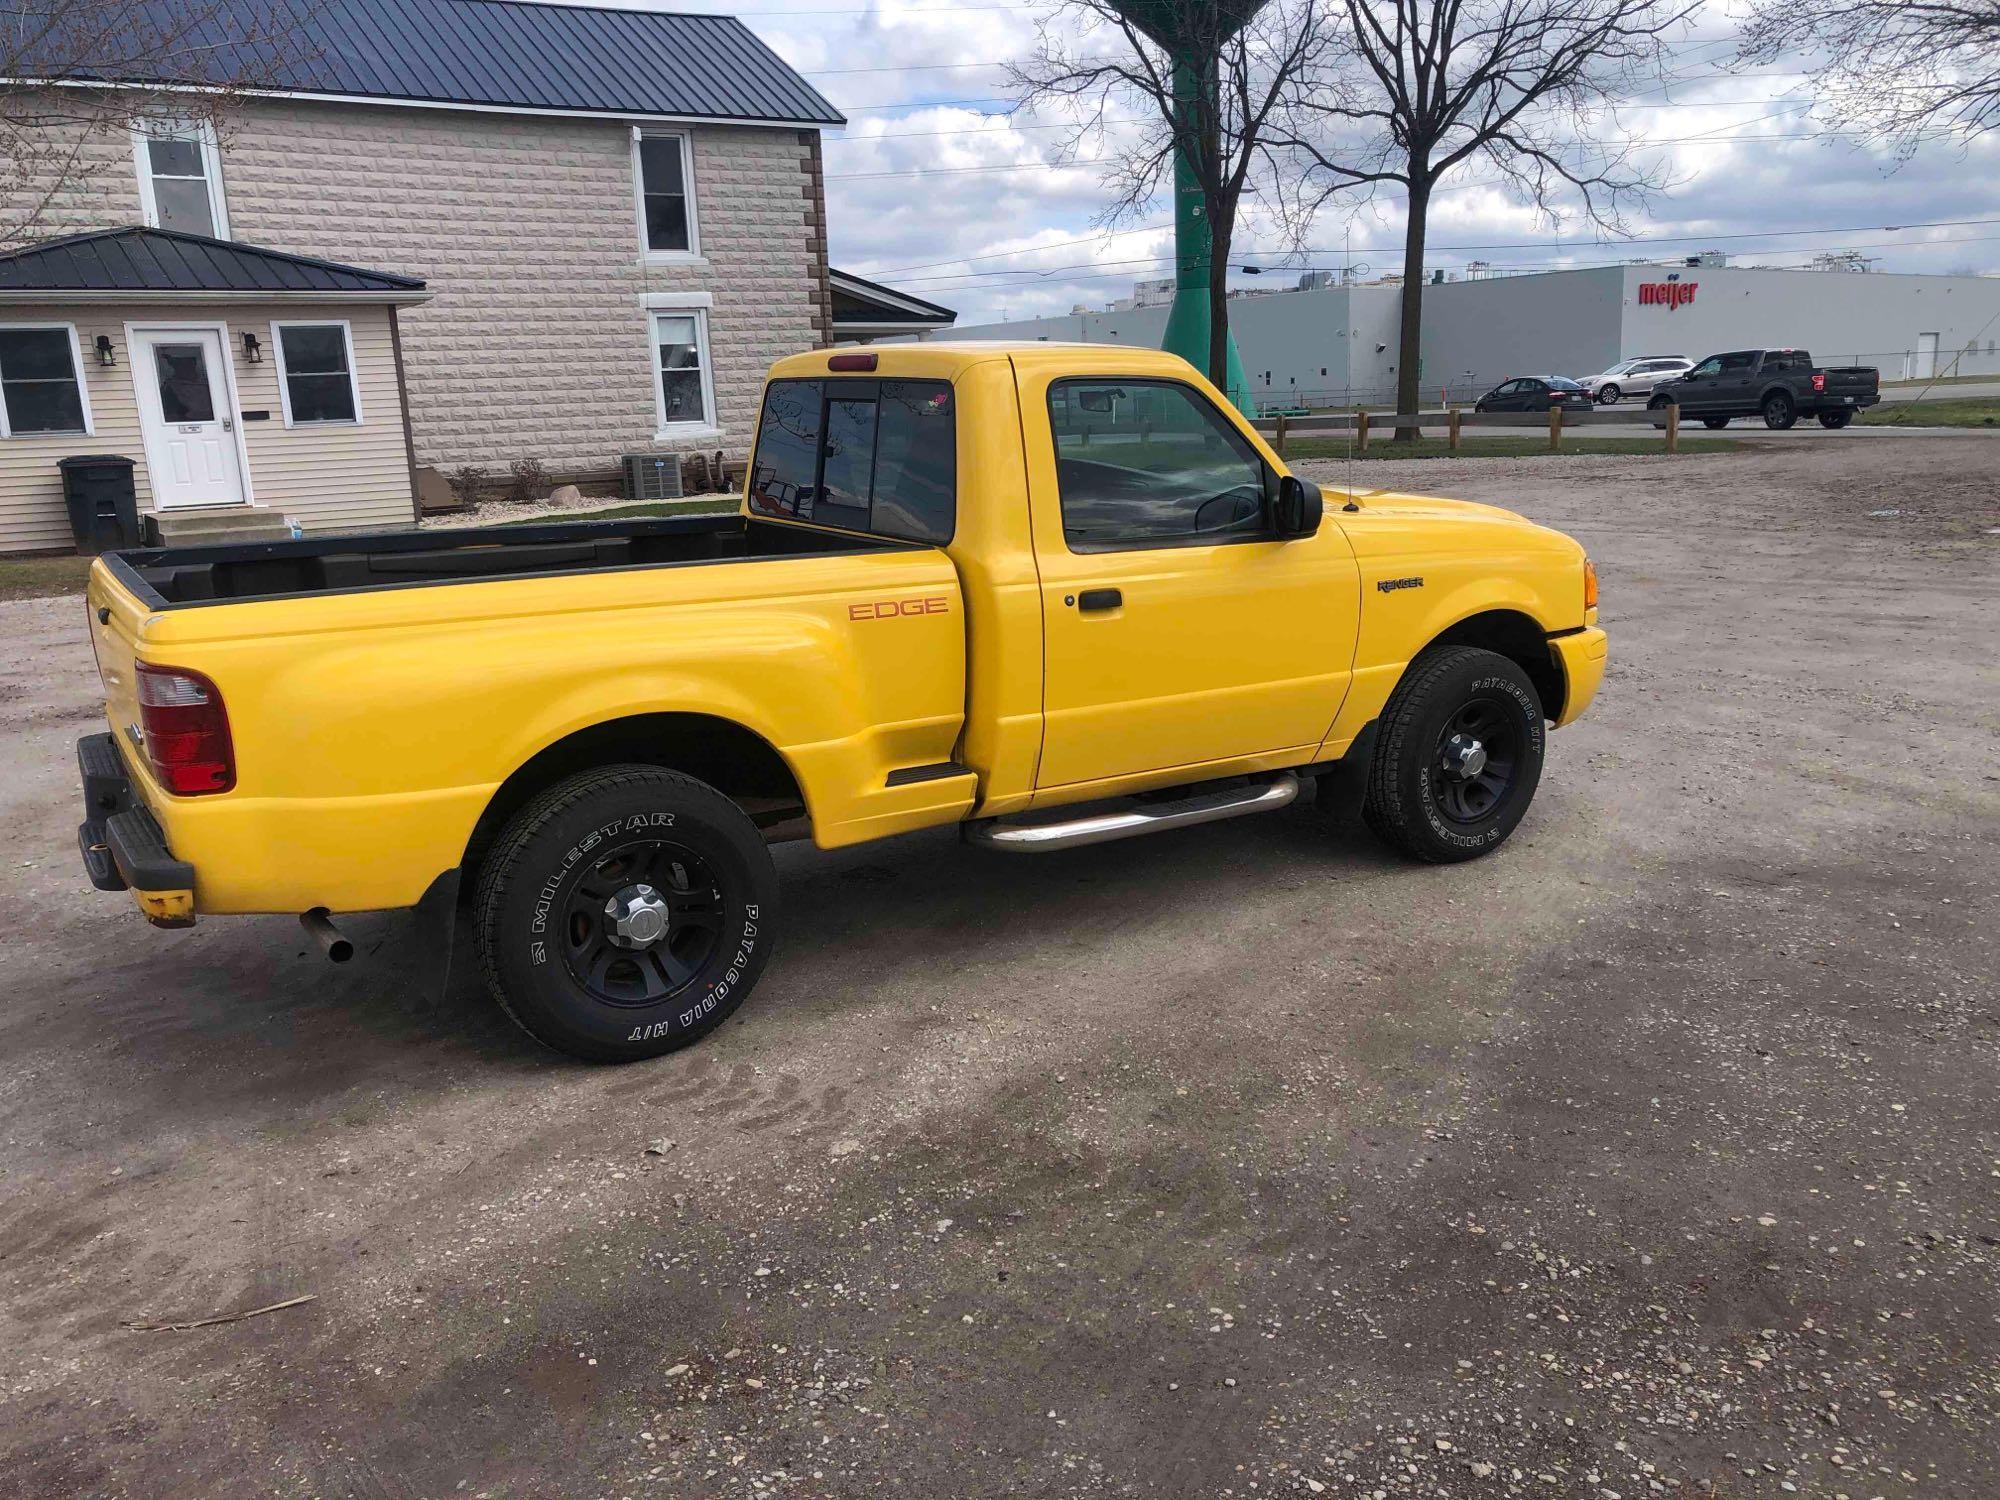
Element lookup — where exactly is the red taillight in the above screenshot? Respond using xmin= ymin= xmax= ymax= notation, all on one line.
xmin=828 ymin=352 xmax=877 ymax=372
xmin=1811 ymin=372 xmax=1826 ymax=393
xmin=136 ymin=663 xmax=234 ymax=795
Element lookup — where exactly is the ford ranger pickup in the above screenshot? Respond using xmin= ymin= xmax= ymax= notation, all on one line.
xmin=75 ymin=343 xmax=1607 ymax=1063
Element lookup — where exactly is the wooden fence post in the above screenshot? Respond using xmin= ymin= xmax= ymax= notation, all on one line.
xmin=1355 ymin=409 xmax=1371 ymax=455
xmin=1274 ymin=411 xmax=1288 ymax=458
xmin=1548 ymin=405 xmax=1563 ymax=452
xmin=1665 ymin=402 xmax=1680 ymax=455
xmin=1448 ymin=408 xmax=1462 ymax=453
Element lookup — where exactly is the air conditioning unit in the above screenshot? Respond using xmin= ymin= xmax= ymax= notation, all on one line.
xmin=621 ymin=453 xmax=685 ymax=502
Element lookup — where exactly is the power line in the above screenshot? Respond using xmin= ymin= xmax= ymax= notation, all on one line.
xmin=821 ymin=95 xmax=1820 ymax=148
xmin=928 ymin=231 xmax=2000 ymax=301
xmin=871 ymin=215 xmax=2000 ymax=291
xmin=825 ymin=120 xmax=1866 ymax=185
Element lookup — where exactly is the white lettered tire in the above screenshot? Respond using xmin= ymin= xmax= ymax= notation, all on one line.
xmin=1362 ymin=646 xmax=1546 ymax=863
xmin=473 ymin=765 xmax=778 ymax=1062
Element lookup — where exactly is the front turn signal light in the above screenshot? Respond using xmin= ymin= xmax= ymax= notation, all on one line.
xmin=1583 ymin=558 xmax=1599 ymax=611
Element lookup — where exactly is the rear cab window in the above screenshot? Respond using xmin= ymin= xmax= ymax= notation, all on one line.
xmin=747 ymin=378 xmax=955 ymax=544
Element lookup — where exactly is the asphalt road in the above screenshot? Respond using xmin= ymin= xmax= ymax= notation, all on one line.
xmin=2 ymin=436 xmax=1996 ymax=1497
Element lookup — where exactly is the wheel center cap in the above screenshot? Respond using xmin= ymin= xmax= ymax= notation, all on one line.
xmin=1443 ymin=733 xmax=1487 ymax=781
xmin=605 ymin=884 xmax=671 ymax=949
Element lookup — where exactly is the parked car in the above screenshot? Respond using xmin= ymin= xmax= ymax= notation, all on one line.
xmin=1473 ymin=376 xmax=1591 ymax=412
xmin=75 ymin=343 xmax=1607 ymax=1064
xmin=1647 ymin=349 xmax=1881 ymax=429
xmin=1579 ymin=356 xmax=1692 ymax=404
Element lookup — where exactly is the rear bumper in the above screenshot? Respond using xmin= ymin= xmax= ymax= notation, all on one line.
xmin=1549 ymin=627 xmax=1608 ymax=729
xmin=77 ymin=732 xmax=196 ymax=927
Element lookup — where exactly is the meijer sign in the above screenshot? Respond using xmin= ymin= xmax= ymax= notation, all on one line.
xmin=1638 ymin=281 xmax=1699 ymax=310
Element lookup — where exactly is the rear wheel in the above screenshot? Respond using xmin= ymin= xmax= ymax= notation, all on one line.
xmin=1762 ymin=391 xmax=1797 ymax=430
xmin=1362 ymin=646 xmax=1546 ymax=864
xmin=473 ymin=765 xmax=777 ymax=1062
xmin=1818 ymin=409 xmax=1852 ymax=429
xmin=1701 ymin=415 xmax=1732 ymax=430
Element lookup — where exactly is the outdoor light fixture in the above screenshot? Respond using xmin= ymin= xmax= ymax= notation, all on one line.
xmin=242 ymin=331 xmax=262 ymax=363
xmin=95 ymin=335 xmax=115 ymax=367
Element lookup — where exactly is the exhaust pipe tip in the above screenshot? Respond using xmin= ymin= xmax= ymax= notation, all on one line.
xmin=301 ymin=907 xmax=353 ymax=963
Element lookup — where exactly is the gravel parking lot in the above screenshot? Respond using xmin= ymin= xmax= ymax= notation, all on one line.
xmin=2 ymin=436 xmax=1996 ymax=1498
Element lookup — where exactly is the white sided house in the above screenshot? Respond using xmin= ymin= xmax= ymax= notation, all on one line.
xmin=0 ymin=0 xmax=844 ymax=551
xmin=0 ymin=228 xmax=429 ymax=551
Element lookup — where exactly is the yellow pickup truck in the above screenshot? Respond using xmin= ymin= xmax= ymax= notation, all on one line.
xmin=76 ymin=343 xmax=1605 ymax=1061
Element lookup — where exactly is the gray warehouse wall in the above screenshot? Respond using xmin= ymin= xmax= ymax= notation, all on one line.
xmin=935 ymin=285 xmax=1405 ymax=405
xmin=1422 ymin=269 xmax=1629 ymax=396
xmin=1612 ymin=266 xmax=2000 ymax=380
xmin=939 ymin=264 xmax=2000 ymax=403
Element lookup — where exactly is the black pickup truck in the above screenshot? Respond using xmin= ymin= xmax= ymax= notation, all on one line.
xmin=1647 ymin=349 xmax=1880 ymax=430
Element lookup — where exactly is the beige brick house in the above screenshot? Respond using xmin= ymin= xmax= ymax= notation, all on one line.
xmin=0 ymin=0 xmax=843 ymax=548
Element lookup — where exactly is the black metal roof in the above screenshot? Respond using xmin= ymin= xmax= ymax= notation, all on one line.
xmin=829 ymin=269 xmax=957 ymax=326
xmin=0 ymin=228 xmax=429 ymax=297
xmin=24 ymin=0 xmax=844 ymax=126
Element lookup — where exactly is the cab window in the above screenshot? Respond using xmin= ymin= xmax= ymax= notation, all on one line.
xmin=1688 ymin=357 xmax=1723 ymax=377
xmin=747 ymin=378 xmax=955 ymax=544
xmin=1048 ymin=379 xmax=1270 ymax=551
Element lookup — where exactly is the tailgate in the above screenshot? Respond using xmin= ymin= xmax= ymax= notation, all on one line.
xmin=83 ymin=558 xmax=151 ymax=754
xmin=1824 ymin=366 xmax=1878 ymax=393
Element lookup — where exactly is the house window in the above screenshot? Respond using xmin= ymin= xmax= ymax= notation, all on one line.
xmin=133 ymin=121 xmax=228 ymax=238
xmin=272 ymin=322 xmax=361 ymax=425
xmin=652 ymin=310 xmax=712 ymax=430
xmin=634 ymin=131 xmax=698 ymax=258
xmin=0 ymin=325 xmax=91 ymax=437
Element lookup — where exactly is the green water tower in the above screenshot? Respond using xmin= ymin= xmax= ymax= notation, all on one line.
xmin=1105 ymin=0 xmax=1264 ymax=415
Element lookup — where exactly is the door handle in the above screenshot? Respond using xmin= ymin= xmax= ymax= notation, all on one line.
xmin=222 ymin=417 xmax=234 ymax=431
xmin=1077 ymin=588 xmax=1122 ymax=612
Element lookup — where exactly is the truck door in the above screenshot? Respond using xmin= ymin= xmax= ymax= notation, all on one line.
xmin=1706 ymin=351 xmax=1761 ymax=409
xmin=1022 ymin=373 xmax=1361 ymax=791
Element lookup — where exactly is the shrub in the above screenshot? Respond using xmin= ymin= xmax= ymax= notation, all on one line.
xmin=507 ymin=456 xmax=550 ymax=504
xmin=447 ymin=465 xmax=486 ymax=506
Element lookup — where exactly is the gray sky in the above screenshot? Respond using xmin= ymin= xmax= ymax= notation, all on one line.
xmin=577 ymin=1 xmax=2000 ymax=322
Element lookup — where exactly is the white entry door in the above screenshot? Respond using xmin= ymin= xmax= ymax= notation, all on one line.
xmin=131 ymin=326 xmax=247 ymax=509
xmin=1914 ymin=332 xmax=1941 ymax=381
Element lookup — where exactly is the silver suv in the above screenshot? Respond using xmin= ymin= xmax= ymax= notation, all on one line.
xmin=1581 ymin=356 xmax=1692 ymax=404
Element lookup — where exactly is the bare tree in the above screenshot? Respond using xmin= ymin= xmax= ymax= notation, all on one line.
xmin=1740 ymin=1 xmax=2000 ymax=153
xmin=1009 ymin=0 xmax=1336 ymax=395
xmin=1283 ymin=0 xmax=1692 ymax=429
xmin=0 ymin=0 xmax=316 ymax=247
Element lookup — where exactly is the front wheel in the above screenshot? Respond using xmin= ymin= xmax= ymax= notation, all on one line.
xmin=473 ymin=766 xmax=778 ymax=1062
xmin=1818 ymin=409 xmax=1852 ymax=429
xmin=1597 ymin=384 xmax=1621 ymax=405
xmin=1762 ymin=391 xmax=1797 ymax=430
xmin=1362 ymin=646 xmax=1546 ymax=864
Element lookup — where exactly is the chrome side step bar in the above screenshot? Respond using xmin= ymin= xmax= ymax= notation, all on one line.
xmin=964 ymin=772 xmax=1301 ymax=854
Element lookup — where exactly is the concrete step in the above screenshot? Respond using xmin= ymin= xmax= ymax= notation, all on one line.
xmin=146 ymin=508 xmax=294 ymax=547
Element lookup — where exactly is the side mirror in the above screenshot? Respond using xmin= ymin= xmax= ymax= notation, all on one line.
xmin=1273 ymin=474 xmax=1322 ymax=539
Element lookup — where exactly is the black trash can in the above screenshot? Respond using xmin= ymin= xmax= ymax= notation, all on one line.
xmin=58 ymin=455 xmax=140 ymax=555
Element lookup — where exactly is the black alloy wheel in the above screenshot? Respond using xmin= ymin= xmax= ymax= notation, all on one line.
xmin=1818 ymin=409 xmax=1853 ymax=429
xmin=1763 ymin=391 xmax=1798 ymax=430
xmin=560 ymin=837 xmax=724 ymax=1008
xmin=474 ymin=765 xmax=778 ymax=1062
xmin=1429 ymin=697 xmax=1519 ymax=825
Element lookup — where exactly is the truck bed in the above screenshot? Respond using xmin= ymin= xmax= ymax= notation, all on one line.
xmin=106 ymin=512 xmax=912 ymax=609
